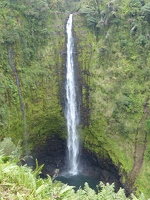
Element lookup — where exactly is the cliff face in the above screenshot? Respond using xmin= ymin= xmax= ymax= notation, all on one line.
xmin=0 ymin=1 xmax=68 ymax=149
xmin=73 ymin=0 xmax=150 ymax=195
xmin=0 ymin=0 xmax=150 ymax=197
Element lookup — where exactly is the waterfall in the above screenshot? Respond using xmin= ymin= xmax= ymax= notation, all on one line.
xmin=66 ymin=14 xmax=79 ymax=175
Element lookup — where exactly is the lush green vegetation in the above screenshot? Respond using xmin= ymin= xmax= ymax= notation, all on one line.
xmin=0 ymin=156 xmax=132 ymax=199
xmin=0 ymin=0 xmax=68 ymax=151
xmin=0 ymin=0 xmax=150 ymax=198
xmin=73 ymin=0 xmax=150 ymax=197
xmin=0 ymin=140 xmax=146 ymax=200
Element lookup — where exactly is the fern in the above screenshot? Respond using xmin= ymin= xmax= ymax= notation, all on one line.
xmin=0 ymin=153 xmax=148 ymax=199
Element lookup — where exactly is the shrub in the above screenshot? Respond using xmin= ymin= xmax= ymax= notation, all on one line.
xmin=0 ymin=137 xmax=22 ymax=159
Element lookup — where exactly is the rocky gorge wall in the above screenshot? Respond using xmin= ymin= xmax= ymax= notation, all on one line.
xmin=0 ymin=6 xmax=68 ymax=148
xmin=1 ymin=0 xmax=150 ymax=198
xmin=73 ymin=10 xmax=150 ymax=197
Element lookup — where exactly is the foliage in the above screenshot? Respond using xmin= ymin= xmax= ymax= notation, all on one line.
xmin=0 ymin=137 xmax=22 ymax=159
xmin=74 ymin=0 xmax=150 ymax=197
xmin=0 ymin=154 xmax=147 ymax=199
xmin=0 ymin=0 xmax=150 ymax=199
xmin=0 ymin=0 xmax=67 ymax=146
xmin=141 ymin=3 xmax=150 ymax=22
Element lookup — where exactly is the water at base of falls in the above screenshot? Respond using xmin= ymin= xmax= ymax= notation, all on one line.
xmin=55 ymin=173 xmax=100 ymax=192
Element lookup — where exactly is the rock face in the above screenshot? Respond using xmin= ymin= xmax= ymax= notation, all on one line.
xmin=34 ymin=136 xmax=66 ymax=177
xmin=80 ymin=148 xmax=122 ymax=191
xmin=33 ymin=135 xmax=122 ymax=191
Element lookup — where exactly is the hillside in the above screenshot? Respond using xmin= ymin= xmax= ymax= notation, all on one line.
xmin=0 ymin=0 xmax=150 ymax=198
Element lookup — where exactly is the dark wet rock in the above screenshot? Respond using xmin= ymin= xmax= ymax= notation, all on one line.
xmin=20 ymin=155 xmax=36 ymax=169
xmin=33 ymin=136 xmax=66 ymax=177
xmin=31 ymin=135 xmax=122 ymax=191
xmin=79 ymin=148 xmax=122 ymax=191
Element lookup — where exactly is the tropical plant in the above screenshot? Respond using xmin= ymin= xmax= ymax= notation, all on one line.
xmin=0 ymin=153 xmax=148 ymax=199
xmin=0 ymin=137 xmax=22 ymax=159
xmin=141 ymin=2 xmax=150 ymax=22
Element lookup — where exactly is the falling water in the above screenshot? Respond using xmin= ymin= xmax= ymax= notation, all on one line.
xmin=66 ymin=14 xmax=79 ymax=175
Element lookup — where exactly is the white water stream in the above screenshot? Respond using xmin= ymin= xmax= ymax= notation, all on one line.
xmin=66 ymin=14 xmax=79 ymax=175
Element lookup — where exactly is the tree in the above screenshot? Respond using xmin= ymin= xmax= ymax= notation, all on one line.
xmin=141 ymin=3 xmax=150 ymax=22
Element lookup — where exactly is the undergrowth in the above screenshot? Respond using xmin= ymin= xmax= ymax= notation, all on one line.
xmin=0 ymin=153 xmax=148 ymax=200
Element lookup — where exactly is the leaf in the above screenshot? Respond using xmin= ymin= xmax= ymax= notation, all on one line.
xmin=59 ymin=185 xmax=74 ymax=195
xmin=33 ymin=159 xmax=44 ymax=176
xmin=2 ymin=164 xmax=18 ymax=173
xmin=17 ymin=192 xmax=24 ymax=200
xmin=36 ymin=184 xmax=47 ymax=195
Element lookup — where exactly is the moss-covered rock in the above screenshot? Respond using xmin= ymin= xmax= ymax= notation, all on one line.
xmin=73 ymin=3 xmax=150 ymax=196
xmin=1 ymin=0 xmax=150 ymax=198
